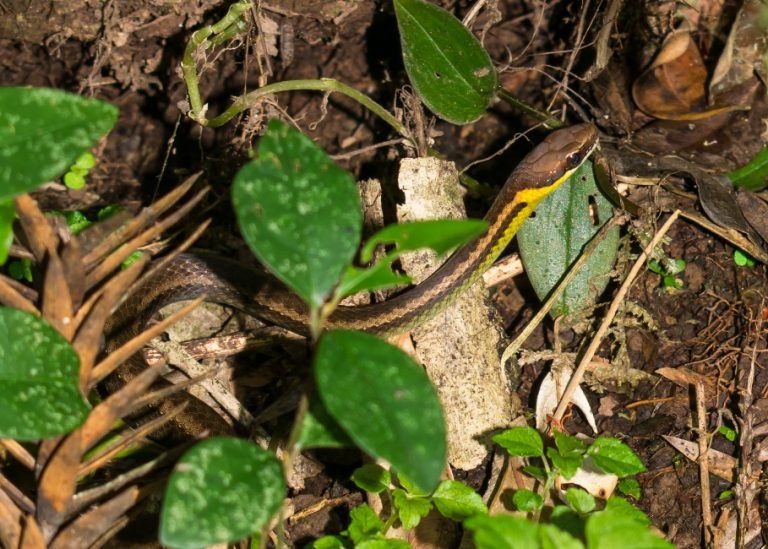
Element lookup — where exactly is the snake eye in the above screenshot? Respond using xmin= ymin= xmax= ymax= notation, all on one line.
xmin=566 ymin=152 xmax=581 ymax=166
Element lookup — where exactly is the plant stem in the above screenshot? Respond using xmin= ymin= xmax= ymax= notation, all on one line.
xmin=496 ymin=89 xmax=563 ymax=129
xmin=206 ymin=78 xmax=411 ymax=141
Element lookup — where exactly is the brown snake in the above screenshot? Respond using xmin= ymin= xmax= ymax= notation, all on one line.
xmin=106 ymin=124 xmax=598 ymax=435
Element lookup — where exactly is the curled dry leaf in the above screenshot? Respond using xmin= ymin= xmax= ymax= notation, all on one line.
xmin=535 ymin=365 xmax=598 ymax=434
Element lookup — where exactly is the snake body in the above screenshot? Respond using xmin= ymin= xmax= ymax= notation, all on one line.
xmin=114 ymin=123 xmax=598 ymax=339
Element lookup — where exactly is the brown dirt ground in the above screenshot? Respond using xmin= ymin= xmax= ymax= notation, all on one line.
xmin=2 ymin=1 xmax=768 ymax=547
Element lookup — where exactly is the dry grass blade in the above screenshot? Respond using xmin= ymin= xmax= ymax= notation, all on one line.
xmin=71 ymin=446 xmax=187 ymax=515
xmin=82 ymin=172 xmax=202 ymax=268
xmin=0 ymin=275 xmax=38 ymax=315
xmin=0 ymin=471 xmax=34 ymax=513
xmin=78 ymin=403 xmax=188 ymax=478
xmin=19 ymin=516 xmax=45 ymax=549
xmin=41 ymin=253 xmax=75 ymax=340
xmin=84 ymin=187 xmax=209 ymax=291
xmin=59 ymin=238 xmax=87 ymax=309
xmin=49 ymin=486 xmax=141 ymax=549
xmin=0 ymin=438 xmax=35 ymax=470
xmin=73 ymin=255 xmax=150 ymax=387
xmin=89 ymin=297 xmax=205 ymax=386
xmin=0 ymin=488 xmax=22 ymax=547
xmin=79 ymin=364 xmax=166 ymax=454
xmin=36 ymin=430 xmax=82 ymax=536
xmin=14 ymin=194 xmax=58 ymax=262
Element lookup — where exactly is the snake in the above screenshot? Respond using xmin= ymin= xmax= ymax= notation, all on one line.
xmin=113 ymin=123 xmax=599 ymax=341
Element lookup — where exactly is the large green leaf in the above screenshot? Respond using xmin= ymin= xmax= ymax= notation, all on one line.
xmin=233 ymin=119 xmax=362 ymax=310
xmin=394 ymin=0 xmax=498 ymax=124
xmin=0 ymin=87 xmax=117 ymax=200
xmin=315 ymin=330 xmax=446 ymax=492
xmin=726 ymin=145 xmax=768 ymax=191
xmin=0 ymin=307 xmax=89 ymax=440
xmin=160 ymin=437 xmax=285 ymax=548
xmin=517 ymin=161 xmax=619 ymax=319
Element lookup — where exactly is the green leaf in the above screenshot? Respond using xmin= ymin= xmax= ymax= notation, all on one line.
xmin=8 ymin=258 xmax=32 ymax=282
xmin=352 ymin=464 xmax=391 ymax=493
xmin=586 ymin=498 xmax=674 ymax=549
xmin=316 ymin=330 xmax=446 ymax=492
xmin=0 ymin=87 xmax=117 ymax=200
xmin=512 ymin=489 xmax=544 ymax=512
xmin=517 ymin=161 xmax=620 ymax=320
xmin=337 ymin=219 xmax=487 ymax=299
xmin=493 ymin=426 xmax=544 ymax=457
xmin=465 ymin=514 xmax=539 ymax=549
xmin=159 ymin=437 xmax=285 ymax=549
xmin=554 ymin=430 xmax=587 ymax=457
xmin=392 ymin=488 xmax=432 ymax=529
xmin=0 ymin=308 xmax=89 ymax=440
xmin=233 ymin=119 xmax=362 ymax=310
xmin=0 ymin=199 xmax=14 ymax=264
xmin=345 ymin=504 xmax=385 ymax=543
xmin=733 ymin=249 xmax=756 ymax=267
xmin=521 ymin=465 xmax=547 ymax=481
xmin=587 ymin=438 xmax=645 ymax=477
xmin=618 ymin=478 xmax=641 ymax=500
xmin=566 ymin=487 xmax=595 ymax=514
xmin=306 ymin=535 xmax=347 ymax=549
xmin=74 ymin=151 xmax=96 ymax=170
xmin=359 ymin=219 xmax=488 ymax=262
xmin=547 ymin=447 xmax=582 ymax=480
xmin=63 ymin=170 xmax=86 ymax=189
xmin=393 ymin=0 xmax=497 ymax=124
xmin=296 ymin=396 xmax=354 ymax=450
xmin=357 ymin=539 xmax=412 ymax=549
xmin=726 ymin=145 xmax=768 ymax=191
xmin=432 ymin=479 xmax=487 ymax=520
xmin=539 ymin=524 xmax=585 ymax=549
xmin=550 ymin=506 xmax=585 ymax=540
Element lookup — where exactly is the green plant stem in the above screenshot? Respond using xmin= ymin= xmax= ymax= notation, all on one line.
xmin=496 ymin=89 xmax=563 ymax=129
xmin=207 ymin=78 xmax=411 ymax=139
xmin=181 ymin=0 xmax=252 ymax=123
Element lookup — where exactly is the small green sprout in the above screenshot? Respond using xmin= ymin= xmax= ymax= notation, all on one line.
xmin=718 ymin=424 xmax=737 ymax=442
xmin=648 ymin=258 xmax=686 ymax=290
xmin=63 ymin=151 xmax=96 ymax=190
xmin=733 ymin=249 xmax=755 ymax=268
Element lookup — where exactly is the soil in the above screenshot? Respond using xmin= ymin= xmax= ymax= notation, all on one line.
xmin=2 ymin=1 xmax=767 ymax=547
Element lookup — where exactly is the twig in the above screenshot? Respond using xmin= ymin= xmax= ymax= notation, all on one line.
xmin=551 ymin=210 xmax=680 ymax=424
xmin=696 ymin=382 xmax=713 ymax=547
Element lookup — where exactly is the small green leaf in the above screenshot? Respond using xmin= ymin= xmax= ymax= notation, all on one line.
xmin=566 ymin=487 xmax=595 ymax=514
xmin=359 ymin=219 xmax=488 ymax=263
xmin=233 ymin=119 xmax=362 ymax=310
xmin=63 ymin=210 xmax=91 ymax=234
xmin=618 ymin=478 xmax=641 ymax=500
xmin=337 ymin=219 xmax=487 ymax=299
xmin=296 ymin=396 xmax=354 ymax=450
xmin=74 ymin=151 xmax=96 ymax=170
xmin=63 ymin=170 xmax=86 ymax=189
xmin=547 ymin=447 xmax=582 ymax=480
xmin=718 ymin=490 xmax=733 ymax=500
xmin=345 ymin=504 xmax=385 ymax=543
xmin=0 ymin=87 xmax=117 ymax=199
xmin=432 ymin=480 xmax=487 ymax=520
xmin=8 ymin=258 xmax=32 ymax=282
xmin=554 ymin=430 xmax=587 ymax=457
xmin=521 ymin=465 xmax=547 ymax=481
xmin=586 ymin=498 xmax=674 ymax=549
xmin=393 ymin=0 xmax=498 ymax=123
xmin=587 ymin=438 xmax=645 ymax=477
xmin=97 ymin=204 xmax=124 ymax=220
xmin=550 ymin=506 xmax=585 ymax=540
xmin=306 ymin=535 xmax=347 ymax=549
xmin=465 ymin=514 xmax=539 ymax=549
xmin=352 ymin=464 xmax=391 ymax=493
xmin=315 ymin=330 xmax=446 ymax=492
xmin=357 ymin=539 xmax=412 ymax=549
xmin=392 ymin=488 xmax=432 ymax=529
xmin=726 ymin=145 xmax=768 ymax=191
xmin=517 ymin=161 xmax=620 ymax=320
xmin=0 ymin=308 xmax=89 ymax=440
xmin=734 ymin=249 xmax=756 ymax=267
xmin=538 ymin=524 xmax=585 ymax=549
xmin=512 ymin=489 xmax=544 ymax=512
xmin=492 ymin=426 xmax=544 ymax=457
xmin=159 ymin=437 xmax=285 ymax=548
xmin=0 ymin=199 xmax=14 ymax=264
xmin=718 ymin=424 xmax=737 ymax=442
